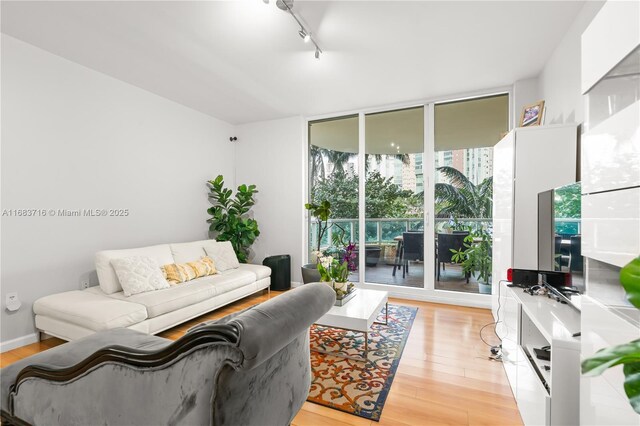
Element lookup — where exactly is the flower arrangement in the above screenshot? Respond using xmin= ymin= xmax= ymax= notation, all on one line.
xmin=342 ymin=242 xmax=357 ymax=272
xmin=317 ymin=254 xmax=354 ymax=298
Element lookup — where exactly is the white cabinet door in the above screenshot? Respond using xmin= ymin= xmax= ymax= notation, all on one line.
xmin=516 ymin=346 xmax=551 ymax=426
xmin=581 ymin=296 xmax=640 ymax=425
xmin=582 ymin=187 xmax=640 ymax=268
xmin=581 ymin=0 xmax=640 ymax=94
xmin=581 ymin=101 xmax=640 ymax=194
xmin=492 ymin=133 xmax=515 ymax=317
xmin=513 ymin=126 xmax=577 ymax=270
xmin=498 ymin=283 xmax=520 ymax=397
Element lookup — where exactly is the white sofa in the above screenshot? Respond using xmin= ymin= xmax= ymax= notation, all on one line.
xmin=33 ymin=239 xmax=271 ymax=341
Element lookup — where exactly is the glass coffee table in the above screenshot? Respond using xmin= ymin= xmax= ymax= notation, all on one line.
xmin=312 ymin=288 xmax=389 ymax=362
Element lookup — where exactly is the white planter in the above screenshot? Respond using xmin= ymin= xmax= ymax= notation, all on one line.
xmin=478 ymin=282 xmax=491 ymax=294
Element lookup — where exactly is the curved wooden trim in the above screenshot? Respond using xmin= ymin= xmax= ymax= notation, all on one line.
xmin=12 ymin=323 xmax=240 ymax=390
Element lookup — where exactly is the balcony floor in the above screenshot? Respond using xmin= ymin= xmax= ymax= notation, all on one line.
xmin=353 ymin=261 xmax=481 ymax=294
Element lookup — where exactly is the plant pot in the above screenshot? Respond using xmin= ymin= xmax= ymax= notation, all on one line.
xmin=354 ymin=245 xmax=382 ymax=267
xmin=301 ymin=263 xmax=321 ymax=284
xmin=478 ymin=282 xmax=491 ymax=294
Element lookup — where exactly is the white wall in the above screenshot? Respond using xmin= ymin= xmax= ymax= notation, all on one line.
xmin=1 ymin=35 xmax=236 ymax=347
xmin=512 ymin=77 xmax=540 ymax=126
xmin=235 ymin=116 xmax=305 ymax=284
xmin=538 ymin=1 xmax=605 ymax=126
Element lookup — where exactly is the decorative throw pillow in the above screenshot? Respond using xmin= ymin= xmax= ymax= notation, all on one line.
xmin=111 ymin=256 xmax=170 ymax=297
xmin=161 ymin=256 xmax=217 ymax=284
xmin=203 ymin=241 xmax=240 ymax=272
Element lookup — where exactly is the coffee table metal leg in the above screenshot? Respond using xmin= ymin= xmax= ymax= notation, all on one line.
xmin=311 ymin=326 xmax=369 ymax=362
xmin=374 ymin=302 xmax=389 ymax=326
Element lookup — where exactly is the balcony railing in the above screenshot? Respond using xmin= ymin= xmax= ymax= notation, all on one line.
xmin=309 ymin=217 xmax=492 ymax=249
xmin=309 ymin=217 xmax=580 ymax=250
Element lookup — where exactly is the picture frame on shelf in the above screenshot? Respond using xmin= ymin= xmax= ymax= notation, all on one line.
xmin=520 ymin=100 xmax=545 ymax=127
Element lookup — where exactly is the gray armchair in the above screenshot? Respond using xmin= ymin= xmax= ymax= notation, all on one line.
xmin=1 ymin=283 xmax=336 ymax=426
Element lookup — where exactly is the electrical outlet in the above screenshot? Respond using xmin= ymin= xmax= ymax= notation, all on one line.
xmin=81 ymin=280 xmax=90 ymax=290
xmin=6 ymin=292 xmax=21 ymax=311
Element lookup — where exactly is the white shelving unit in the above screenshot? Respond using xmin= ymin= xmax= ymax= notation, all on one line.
xmin=497 ymin=281 xmax=581 ymax=425
xmin=491 ymin=125 xmax=578 ymax=319
xmin=580 ymin=2 xmax=640 ymax=424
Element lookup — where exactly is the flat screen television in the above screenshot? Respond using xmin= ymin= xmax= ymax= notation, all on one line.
xmin=538 ymin=182 xmax=585 ymax=294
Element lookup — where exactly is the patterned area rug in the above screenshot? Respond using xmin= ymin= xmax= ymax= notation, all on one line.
xmin=308 ymin=304 xmax=418 ymax=421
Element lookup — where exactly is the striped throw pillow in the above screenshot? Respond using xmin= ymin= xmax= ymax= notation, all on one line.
xmin=161 ymin=256 xmax=217 ymax=284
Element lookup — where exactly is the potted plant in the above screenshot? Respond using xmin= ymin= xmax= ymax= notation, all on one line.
xmin=302 ymin=200 xmax=347 ymax=283
xmin=450 ymin=229 xmax=492 ymax=294
xmin=206 ymin=175 xmax=259 ymax=263
xmin=317 ymin=254 xmax=355 ymax=305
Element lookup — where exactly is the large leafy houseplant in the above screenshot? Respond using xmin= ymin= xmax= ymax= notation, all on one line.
xmin=450 ymin=230 xmax=492 ymax=284
xmin=582 ymin=256 xmax=640 ymax=414
xmin=206 ymin=175 xmax=259 ymax=263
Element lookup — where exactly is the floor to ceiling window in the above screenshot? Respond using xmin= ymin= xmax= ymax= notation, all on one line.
xmin=308 ymin=115 xmax=360 ymax=283
xmin=432 ymin=94 xmax=509 ymax=294
xmin=364 ymin=107 xmax=425 ymax=287
xmin=306 ymin=91 xmax=510 ymax=299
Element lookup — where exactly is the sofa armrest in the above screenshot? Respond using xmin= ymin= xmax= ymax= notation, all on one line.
xmin=2 ymin=325 xmax=242 ymax=425
xmin=230 ymin=282 xmax=335 ymax=370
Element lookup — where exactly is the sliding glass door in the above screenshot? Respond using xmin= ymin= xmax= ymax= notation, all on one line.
xmin=364 ymin=107 xmax=425 ymax=287
xmin=308 ymin=115 xmax=360 ymax=283
xmin=432 ymin=94 xmax=509 ymax=294
xmin=306 ymin=91 xmax=510 ymax=299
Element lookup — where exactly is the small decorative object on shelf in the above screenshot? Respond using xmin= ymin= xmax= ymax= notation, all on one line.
xmin=519 ymin=100 xmax=545 ymax=127
xmin=317 ymin=254 xmax=355 ymax=306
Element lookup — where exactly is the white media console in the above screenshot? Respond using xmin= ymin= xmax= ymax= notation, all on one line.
xmin=496 ymin=281 xmax=581 ymax=425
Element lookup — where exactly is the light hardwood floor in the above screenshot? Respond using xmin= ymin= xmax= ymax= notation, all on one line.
xmin=0 ymin=290 xmax=523 ymax=426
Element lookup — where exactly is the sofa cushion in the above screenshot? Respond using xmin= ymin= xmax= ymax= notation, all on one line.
xmin=161 ymin=257 xmax=217 ymax=284
xmin=203 ymin=241 xmax=240 ymax=272
xmin=111 ymin=256 xmax=170 ymax=296
xmin=238 ymin=263 xmax=271 ymax=281
xmin=34 ymin=289 xmax=148 ymax=331
xmin=169 ymin=240 xmax=210 ymax=264
xmin=96 ymin=244 xmax=174 ymax=294
xmin=106 ymin=269 xmax=256 ymax=318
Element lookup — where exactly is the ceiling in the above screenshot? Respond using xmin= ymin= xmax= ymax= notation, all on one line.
xmin=1 ymin=1 xmax=585 ymax=125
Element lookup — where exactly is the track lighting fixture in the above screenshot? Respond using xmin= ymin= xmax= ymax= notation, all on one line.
xmin=298 ymin=29 xmax=311 ymax=43
xmin=268 ymin=0 xmax=322 ymax=59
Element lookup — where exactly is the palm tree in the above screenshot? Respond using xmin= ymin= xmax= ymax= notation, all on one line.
xmin=309 ymin=145 xmax=325 ymax=187
xmin=309 ymin=146 xmax=412 ymax=185
xmin=434 ymin=166 xmax=493 ymax=219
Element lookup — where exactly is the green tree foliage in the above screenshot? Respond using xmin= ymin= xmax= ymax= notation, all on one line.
xmin=311 ymin=170 xmax=420 ymax=219
xmin=554 ymin=183 xmax=581 ymax=218
xmin=434 ymin=166 xmax=493 ymax=219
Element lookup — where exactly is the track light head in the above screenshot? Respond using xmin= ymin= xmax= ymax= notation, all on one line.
xmin=298 ymin=29 xmax=306 ymax=39
xmin=315 ymin=48 xmax=320 ymax=59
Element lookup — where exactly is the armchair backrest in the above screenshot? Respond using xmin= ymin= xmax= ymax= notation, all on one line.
xmin=402 ymin=232 xmax=424 ymax=261
xmin=437 ymin=232 xmax=468 ymax=263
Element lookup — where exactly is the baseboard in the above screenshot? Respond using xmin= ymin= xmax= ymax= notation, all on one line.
xmin=1 ymin=333 xmax=39 ymax=353
xmin=385 ymin=291 xmax=491 ymax=309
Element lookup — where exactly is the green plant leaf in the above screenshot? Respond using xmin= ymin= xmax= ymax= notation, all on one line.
xmin=582 ymin=340 xmax=640 ymax=376
xmin=621 ymin=256 xmax=640 ymax=309
xmin=623 ymin=361 xmax=640 ymax=414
